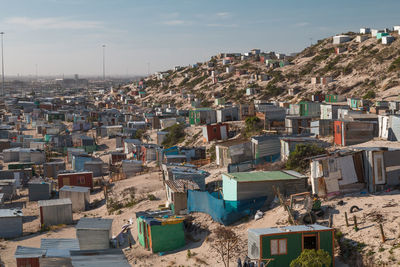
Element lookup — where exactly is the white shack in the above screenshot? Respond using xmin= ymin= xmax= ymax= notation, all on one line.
xmin=76 ymin=217 xmax=113 ymax=250
xmin=360 ymin=27 xmax=371 ymax=34
xmin=333 ymin=35 xmax=351 ymax=44
xmin=59 ymin=186 xmax=90 ymax=212
xmin=382 ymin=35 xmax=395 ymax=45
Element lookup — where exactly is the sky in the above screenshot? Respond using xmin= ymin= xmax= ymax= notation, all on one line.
xmin=0 ymin=0 xmax=400 ymax=77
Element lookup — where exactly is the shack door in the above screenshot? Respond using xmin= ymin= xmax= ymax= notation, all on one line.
xmin=373 ymin=152 xmax=386 ymax=185
xmin=334 ymin=121 xmax=342 ymax=145
xmin=303 ymin=234 xmax=318 ymax=250
xmin=220 ymin=125 xmax=227 ymax=140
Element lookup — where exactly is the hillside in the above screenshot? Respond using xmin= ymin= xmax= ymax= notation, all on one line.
xmin=136 ymin=30 xmax=400 ymax=107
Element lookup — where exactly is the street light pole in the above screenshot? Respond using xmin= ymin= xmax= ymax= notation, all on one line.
xmin=0 ymin=32 xmax=4 ymax=97
xmin=102 ymin=44 xmax=106 ymax=81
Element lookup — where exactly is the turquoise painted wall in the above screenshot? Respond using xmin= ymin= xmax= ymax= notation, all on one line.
xmin=222 ymin=174 xmax=237 ymax=201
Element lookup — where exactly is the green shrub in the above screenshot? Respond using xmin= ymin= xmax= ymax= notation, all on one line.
xmin=162 ymin=123 xmax=186 ymax=148
xmin=286 ymin=144 xmax=326 ymax=172
xmin=363 ymin=90 xmax=376 ymax=99
xmin=290 ymin=249 xmax=331 ymax=267
xmin=389 ymin=57 xmax=400 ymax=72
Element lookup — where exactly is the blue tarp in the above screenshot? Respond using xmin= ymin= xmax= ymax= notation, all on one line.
xmin=187 ymin=190 xmax=267 ymax=225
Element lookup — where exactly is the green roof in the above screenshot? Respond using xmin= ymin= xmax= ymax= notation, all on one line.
xmin=224 ymin=171 xmax=301 ymax=182
xmin=192 ymin=107 xmax=212 ymax=111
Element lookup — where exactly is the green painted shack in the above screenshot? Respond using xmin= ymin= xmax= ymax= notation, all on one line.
xmin=299 ymin=102 xmax=321 ymax=117
xmin=45 ymin=112 xmax=65 ymax=122
xmin=325 ymin=94 xmax=346 ymax=103
xmin=136 ymin=211 xmax=185 ymax=253
xmin=376 ymin=32 xmax=389 ymax=39
xmin=189 ymin=108 xmax=217 ymax=125
xmin=248 ymin=224 xmax=334 ymax=267
xmin=347 ymin=98 xmax=368 ymax=110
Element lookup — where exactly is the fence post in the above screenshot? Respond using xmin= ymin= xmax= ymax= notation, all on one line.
xmin=379 ymin=224 xmax=386 ymax=243
xmin=345 ymin=212 xmax=349 ymax=227
xmin=353 ymin=215 xmax=358 ymax=232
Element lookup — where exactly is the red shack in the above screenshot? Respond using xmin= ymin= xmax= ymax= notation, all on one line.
xmin=334 ymin=120 xmax=375 ymax=146
xmin=57 ymin=171 xmax=93 ymax=190
xmin=202 ymin=123 xmax=229 ymax=142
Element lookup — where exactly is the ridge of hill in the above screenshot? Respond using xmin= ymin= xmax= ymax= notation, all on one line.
xmin=136 ymin=30 xmax=400 ymax=108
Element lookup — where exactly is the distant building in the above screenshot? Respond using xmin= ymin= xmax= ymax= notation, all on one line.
xmin=360 ymin=27 xmax=371 ymax=34
xmin=333 ymin=35 xmax=351 ymax=44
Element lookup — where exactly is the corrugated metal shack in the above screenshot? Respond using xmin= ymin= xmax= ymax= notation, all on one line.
xmin=222 ymin=171 xmax=307 ymax=205
xmin=43 ymin=160 xmax=66 ymax=178
xmin=168 ymin=167 xmax=208 ymax=190
xmin=84 ymin=160 xmax=106 ymax=177
xmin=189 ymin=108 xmax=217 ymax=125
xmin=38 ymin=199 xmax=73 ymax=226
xmin=76 ymin=218 xmax=113 ymax=250
xmin=280 ymin=137 xmax=330 ymax=161
xmin=216 ymin=106 xmax=239 ymax=122
xmin=202 ymin=123 xmax=229 ymax=142
xmin=310 ymin=151 xmax=365 ymax=197
xmin=72 ymin=154 xmax=93 ymax=171
xmin=28 ymin=179 xmax=52 ymax=201
xmin=216 ymin=139 xmax=252 ymax=167
xmin=361 ymin=148 xmax=400 ymax=193
xmin=310 ymin=119 xmax=334 ymax=137
xmin=57 ymin=171 xmax=93 ymax=190
xmin=378 ymin=115 xmax=400 ymax=141
xmin=334 ymin=120 xmax=376 ymax=146
xmin=165 ymin=179 xmax=200 ymax=215
xmin=70 ymin=249 xmax=131 ymax=267
xmin=15 ymin=246 xmax=46 ymax=267
xmin=320 ymin=104 xmax=348 ymax=120
xmin=0 ymin=179 xmax=17 ymax=200
xmin=59 ymin=186 xmax=90 ymax=212
xmin=121 ymin=160 xmax=143 ymax=178
xmin=285 ymin=116 xmax=312 ymax=134
xmin=251 ymin=135 xmax=281 ymax=164
xmin=39 ymin=238 xmax=80 ymax=267
xmin=0 ymin=209 xmax=23 ymax=238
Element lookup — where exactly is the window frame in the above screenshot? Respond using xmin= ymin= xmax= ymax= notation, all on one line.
xmin=270 ymin=238 xmax=288 ymax=256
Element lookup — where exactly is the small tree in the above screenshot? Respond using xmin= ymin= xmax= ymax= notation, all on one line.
xmin=290 ymin=249 xmax=331 ymax=267
xmin=210 ymin=226 xmax=241 ymax=267
xmin=286 ymin=144 xmax=326 ymax=172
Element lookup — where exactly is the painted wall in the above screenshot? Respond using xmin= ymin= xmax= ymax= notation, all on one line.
xmin=222 ymin=174 xmax=238 ymax=201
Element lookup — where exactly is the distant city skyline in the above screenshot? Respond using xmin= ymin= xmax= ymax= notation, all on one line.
xmin=1 ymin=0 xmax=400 ymax=76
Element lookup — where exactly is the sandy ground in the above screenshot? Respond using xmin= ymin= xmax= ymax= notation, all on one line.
xmin=0 ymin=161 xmax=359 ymax=267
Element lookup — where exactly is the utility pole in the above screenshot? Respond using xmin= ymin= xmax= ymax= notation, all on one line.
xmin=102 ymin=44 xmax=106 ymax=81
xmin=1 ymin=32 xmax=4 ymax=97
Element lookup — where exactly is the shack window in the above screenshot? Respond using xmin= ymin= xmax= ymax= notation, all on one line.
xmin=77 ymin=176 xmax=85 ymax=185
xmin=270 ymin=239 xmax=287 ymax=255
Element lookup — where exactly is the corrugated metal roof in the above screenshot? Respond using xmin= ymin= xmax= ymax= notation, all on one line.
xmin=0 ymin=209 xmax=23 ymax=218
xmin=282 ymin=170 xmax=308 ymax=179
xmin=59 ymin=186 xmax=90 ymax=193
xmin=70 ymin=249 xmax=130 ymax=267
xmin=164 ymin=179 xmax=200 ymax=193
xmin=14 ymin=246 xmax=46 ymax=258
xmin=248 ymin=224 xmax=332 ymax=236
xmin=224 ymin=171 xmax=302 ymax=182
xmin=38 ymin=198 xmax=72 ymax=207
xmin=76 ymin=218 xmax=113 ymax=230
xmin=40 ymin=238 xmax=80 ymax=250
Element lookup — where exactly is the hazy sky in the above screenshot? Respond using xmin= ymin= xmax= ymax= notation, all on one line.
xmin=0 ymin=0 xmax=400 ymax=77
